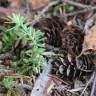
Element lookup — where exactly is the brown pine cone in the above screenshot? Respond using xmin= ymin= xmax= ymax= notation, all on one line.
xmin=34 ymin=16 xmax=85 ymax=65
xmin=60 ymin=25 xmax=84 ymax=63
xmin=34 ymin=16 xmax=66 ymax=47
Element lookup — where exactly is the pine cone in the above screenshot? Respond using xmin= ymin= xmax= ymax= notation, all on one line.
xmin=60 ymin=25 xmax=84 ymax=63
xmin=34 ymin=16 xmax=66 ymax=47
xmin=34 ymin=16 xmax=84 ymax=55
xmin=34 ymin=16 xmax=84 ymax=65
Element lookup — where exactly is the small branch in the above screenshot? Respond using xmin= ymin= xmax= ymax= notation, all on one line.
xmin=80 ymin=71 xmax=95 ymax=96
xmin=62 ymin=0 xmax=89 ymax=8
xmin=46 ymin=44 xmax=65 ymax=53
xmin=39 ymin=0 xmax=60 ymax=16
xmin=14 ymin=83 xmax=32 ymax=90
xmin=65 ymin=6 xmax=96 ymax=16
xmin=30 ymin=62 xmax=53 ymax=96
xmin=90 ymin=71 xmax=96 ymax=96
xmin=39 ymin=0 xmax=92 ymax=17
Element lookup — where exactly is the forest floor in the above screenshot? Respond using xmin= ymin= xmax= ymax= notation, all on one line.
xmin=0 ymin=0 xmax=96 ymax=96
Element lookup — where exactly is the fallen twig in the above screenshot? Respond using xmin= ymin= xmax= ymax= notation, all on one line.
xmin=80 ymin=71 xmax=95 ymax=96
xmin=62 ymin=0 xmax=89 ymax=8
xmin=14 ymin=83 xmax=32 ymax=90
xmin=30 ymin=61 xmax=53 ymax=96
xmin=38 ymin=0 xmax=94 ymax=17
xmin=38 ymin=0 xmax=60 ymax=16
xmin=65 ymin=6 xmax=96 ymax=16
xmin=90 ymin=71 xmax=96 ymax=96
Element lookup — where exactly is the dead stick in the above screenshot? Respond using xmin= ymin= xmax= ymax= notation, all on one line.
xmin=62 ymin=0 xmax=89 ymax=8
xmin=90 ymin=71 xmax=96 ymax=96
xmin=30 ymin=62 xmax=52 ymax=96
xmin=39 ymin=0 xmax=92 ymax=16
xmin=65 ymin=6 xmax=96 ymax=16
xmin=80 ymin=71 xmax=95 ymax=96
xmin=39 ymin=0 xmax=60 ymax=16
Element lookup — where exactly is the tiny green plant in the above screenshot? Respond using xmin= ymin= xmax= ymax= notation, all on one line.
xmin=52 ymin=3 xmax=75 ymax=16
xmin=3 ymin=77 xmax=13 ymax=90
xmin=2 ymin=29 xmax=16 ymax=52
xmin=2 ymin=13 xmax=46 ymax=75
xmin=2 ymin=76 xmax=16 ymax=96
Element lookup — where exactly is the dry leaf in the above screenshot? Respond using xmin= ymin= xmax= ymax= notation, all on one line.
xmin=83 ymin=25 xmax=96 ymax=54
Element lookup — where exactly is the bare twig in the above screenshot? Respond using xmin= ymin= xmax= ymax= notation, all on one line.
xmin=14 ymin=83 xmax=32 ymax=90
xmin=38 ymin=0 xmax=90 ymax=17
xmin=30 ymin=61 xmax=53 ymax=96
xmin=62 ymin=0 xmax=89 ymax=8
xmin=39 ymin=0 xmax=60 ymax=16
xmin=90 ymin=72 xmax=96 ymax=96
xmin=65 ymin=6 xmax=96 ymax=16
xmin=80 ymin=71 xmax=95 ymax=96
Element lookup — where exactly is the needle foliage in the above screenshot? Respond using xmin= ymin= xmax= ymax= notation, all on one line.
xmin=1 ymin=14 xmax=46 ymax=75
